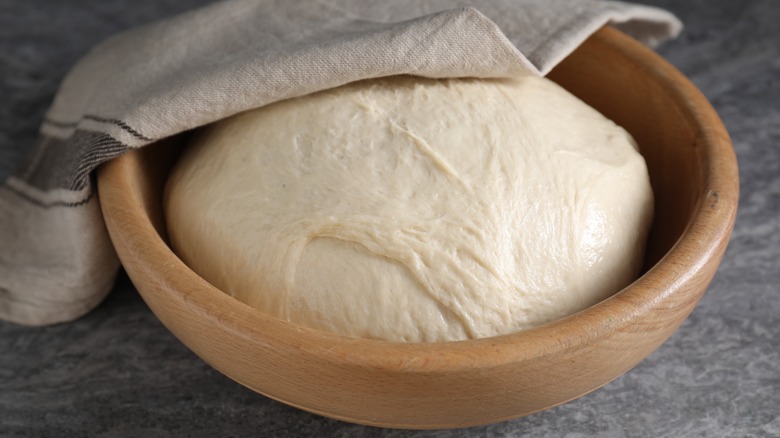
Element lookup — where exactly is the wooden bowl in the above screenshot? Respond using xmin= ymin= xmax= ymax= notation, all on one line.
xmin=97 ymin=27 xmax=738 ymax=429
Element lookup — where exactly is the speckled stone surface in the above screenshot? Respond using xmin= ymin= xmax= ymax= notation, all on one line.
xmin=1 ymin=1 xmax=778 ymax=436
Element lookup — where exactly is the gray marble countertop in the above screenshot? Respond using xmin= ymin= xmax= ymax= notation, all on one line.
xmin=1 ymin=1 xmax=778 ymax=436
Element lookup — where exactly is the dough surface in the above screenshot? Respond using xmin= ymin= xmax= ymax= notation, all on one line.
xmin=164 ymin=75 xmax=654 ymax=342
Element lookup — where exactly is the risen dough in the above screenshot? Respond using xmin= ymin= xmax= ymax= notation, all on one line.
xmin=165 ymin=75 xmax=654 ymax=342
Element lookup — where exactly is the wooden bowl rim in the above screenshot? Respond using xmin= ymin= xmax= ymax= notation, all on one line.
xmin=99 ymin=27 xmax=738 ymax=374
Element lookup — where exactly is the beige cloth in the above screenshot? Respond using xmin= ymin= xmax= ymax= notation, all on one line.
xmin=0 ymin=0 xmax=681 ymax=325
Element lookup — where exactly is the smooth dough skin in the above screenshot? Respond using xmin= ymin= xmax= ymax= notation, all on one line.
xmin=164 ymin=75 xmax=654 ymax=342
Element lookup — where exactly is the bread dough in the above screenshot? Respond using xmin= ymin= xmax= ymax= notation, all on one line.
xmin=164 ymin=75 xmax=654 ymax=342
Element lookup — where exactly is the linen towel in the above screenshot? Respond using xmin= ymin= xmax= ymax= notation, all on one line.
xmin=0 ymin=0 xmax=681 ymax=325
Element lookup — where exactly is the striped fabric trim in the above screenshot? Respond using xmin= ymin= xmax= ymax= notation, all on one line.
xmin=43 ymin=115 xmax=155 ymax=142
xmin=1 ymin=182 xmax=94 ymax=208
xmin=15 ymin=130 xmax=133 ymax=193
xmin=70 ymin=133 xmax=129 ymax=190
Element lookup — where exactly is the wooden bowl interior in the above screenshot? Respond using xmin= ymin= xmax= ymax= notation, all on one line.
xmin=549 ymin=46 xmax=703 ymax=270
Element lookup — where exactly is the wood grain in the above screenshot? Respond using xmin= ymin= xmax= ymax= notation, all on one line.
xmin=97 ymin=27 xmax=738 ymax=429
